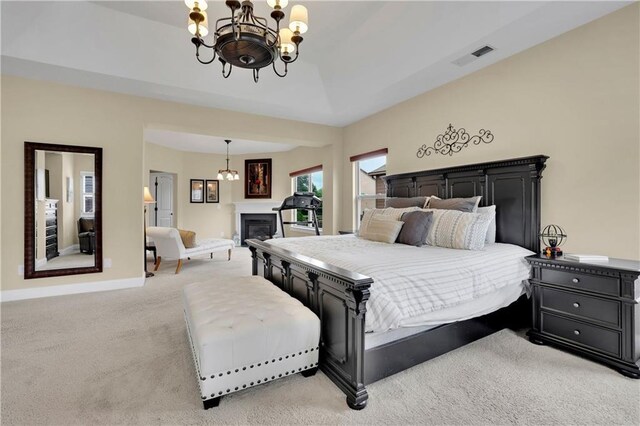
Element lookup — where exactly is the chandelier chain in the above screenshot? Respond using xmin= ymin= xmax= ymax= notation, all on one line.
xmin=218 ymin=139 xmax=239 ymax=181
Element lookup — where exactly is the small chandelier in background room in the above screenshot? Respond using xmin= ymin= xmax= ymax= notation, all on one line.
xmin=185 ymin=0 xmax=309 ymax=82
xmin=218 ymin=140 xmax=240 ymax=181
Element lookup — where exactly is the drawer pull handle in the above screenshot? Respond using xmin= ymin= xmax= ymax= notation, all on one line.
xmin=572 ymin=278 xmax=580 ymax=283
xmin=574 ymin=330 xmax=580 ymax=336
xmin=573 ymin=302 xmax=580 ymax=308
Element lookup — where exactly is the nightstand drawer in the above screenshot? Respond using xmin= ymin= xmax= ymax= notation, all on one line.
xmin=540 ymin=287 xmax=620 ymax=327
xmin=541 ymin=313 xmax=620 ymax=357
xmin=540 ymin=269 xmax=619 ymax=296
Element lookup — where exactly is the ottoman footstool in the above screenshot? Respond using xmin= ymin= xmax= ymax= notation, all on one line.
xmin=183 ymin=276 xmax=320 ymax=409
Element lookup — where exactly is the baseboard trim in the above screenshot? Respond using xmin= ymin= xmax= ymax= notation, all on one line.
xmin=1 ymin=275 xmax=145 ymax=302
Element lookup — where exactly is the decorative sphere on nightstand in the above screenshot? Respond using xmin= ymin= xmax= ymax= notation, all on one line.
xmin=540 ymin=224 xmax=567 ymax=257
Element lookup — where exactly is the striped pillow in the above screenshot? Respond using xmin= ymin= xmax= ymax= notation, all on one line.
xmin=359 ymin=207 xmax=420 ymax=235
xmin=425 ymin=209 xmax=493 ymax=250
xmin=359 ymin=218 xmax=404 ymax=244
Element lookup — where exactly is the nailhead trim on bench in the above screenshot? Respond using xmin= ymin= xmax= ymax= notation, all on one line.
xmin=205 ymin=361 xmax=320 ymax=397
xmin=201 ymin=346 xmax=319 ymax=381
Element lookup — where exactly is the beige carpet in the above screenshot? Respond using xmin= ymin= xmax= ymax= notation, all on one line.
xmin=2 ymin=248 xmax=639 ymax=425
xmin=38 ymin=251 xmax=95 ymax=271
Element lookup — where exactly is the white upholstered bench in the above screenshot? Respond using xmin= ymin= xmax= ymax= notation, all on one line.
xmin=183 ymin=276 xmax=320 ymax=409
xmin=146 ymin=227 xmax=235 ymax=274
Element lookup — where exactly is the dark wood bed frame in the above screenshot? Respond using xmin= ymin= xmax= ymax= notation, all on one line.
xmin=247 ymin=155 xmax=548 ymax=409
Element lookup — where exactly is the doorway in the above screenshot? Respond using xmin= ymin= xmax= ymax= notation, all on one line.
xmin=149 ymin=172 xmax=176 ymax=227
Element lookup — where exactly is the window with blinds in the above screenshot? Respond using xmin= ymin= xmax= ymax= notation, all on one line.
xmin=81 ymin=172 xmax=95 ymax=216
xmin=351 ymin=149 xmax=387 ymax=230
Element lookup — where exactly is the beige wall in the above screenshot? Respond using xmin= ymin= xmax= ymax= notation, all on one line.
xmin=1 ymin=77 xmax=341 ymax=291
xmin=61 ymin=153 xmax=75 ymax=249
xmin=343 ymin=4 xmax=640 ymax=259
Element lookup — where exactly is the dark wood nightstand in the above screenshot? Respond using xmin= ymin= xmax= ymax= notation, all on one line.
xmin=526 ymin=254 xmax=640 ymax=378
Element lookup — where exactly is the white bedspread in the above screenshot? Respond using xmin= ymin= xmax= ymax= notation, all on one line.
xmin=265 ymin=235 xmax=533 ymax=332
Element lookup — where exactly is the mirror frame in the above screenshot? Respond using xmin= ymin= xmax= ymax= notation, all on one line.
xmin=24 ymin=142 xmax=103 ymax=279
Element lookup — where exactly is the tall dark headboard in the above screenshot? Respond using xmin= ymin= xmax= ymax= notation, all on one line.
xmin=383 ymin=155 xmax=548 ymax=253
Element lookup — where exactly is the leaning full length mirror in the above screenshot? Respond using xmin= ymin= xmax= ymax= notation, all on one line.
xmin=24 ymin=142 xmax=103 ymax=279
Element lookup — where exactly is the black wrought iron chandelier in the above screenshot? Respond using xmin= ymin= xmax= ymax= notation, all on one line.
xmin=186 ymin=0 xmax=308 ymax=82
xmin=217 ymin=140 xmax=240 ymax=181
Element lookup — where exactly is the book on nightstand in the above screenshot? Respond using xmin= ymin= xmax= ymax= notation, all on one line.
xmin=564 ymin=253 xmax=609 ymax=262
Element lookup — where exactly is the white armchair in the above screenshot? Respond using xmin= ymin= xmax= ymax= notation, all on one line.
xmin=146 ymin=227 xmax=234 ymax=274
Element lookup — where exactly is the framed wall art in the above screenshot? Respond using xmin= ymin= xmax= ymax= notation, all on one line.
xmin=190 ymin=179 xmax=204 ymax=203
xmin=206 ymin=179 xmax=219 ymax=203
xmin=245 ymin=158 xmax=272 ymax=199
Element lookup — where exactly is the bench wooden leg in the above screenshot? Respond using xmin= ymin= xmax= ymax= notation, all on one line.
xmin=175 ymin=259 xmax=183 ymax=274
xmin=228 ymin=249 xmax=232 ymax=261
xmin=203 ymin=396 xmax=221 ymax=410
xmin=154 ymin=256 xmax=162 ymax=271
xmin=301 ymin=367 xmax=318 ymax=378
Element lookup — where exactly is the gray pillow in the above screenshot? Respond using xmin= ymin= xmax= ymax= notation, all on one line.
xmin=396 ymin=211 xmax=434 ymax=247
xmin=428 ymin=196 xmax=481 ymax=213
xmin=385 ymin=196 xmax=428 ymax=209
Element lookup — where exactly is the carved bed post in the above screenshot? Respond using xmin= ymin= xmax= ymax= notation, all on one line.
xmin=249 ymin=246 xmax=257 ymax=275
xmin=530 ymin=160 xmax=547 ymax=254
xmin=281 ymin=261 xmax=291 ymax=292
xmin=306 ymin=272 xmax=319 ymax=312
xmin=263 ymin=252 xmax=272 ymax=280
xmin=343 ymin=287 xmax=370 ymax=410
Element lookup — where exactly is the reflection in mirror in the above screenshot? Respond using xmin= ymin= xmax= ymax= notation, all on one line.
xmin=25 ymin=142 xmax=102 ymax=279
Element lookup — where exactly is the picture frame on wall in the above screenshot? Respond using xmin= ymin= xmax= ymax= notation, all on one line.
xmin=205 ymin=179 xmax=219 ymax=203
xmin=190 ymin=179 xmax=204 ymax=203
xmin=245 ymin=158 xmax=272 ymax=199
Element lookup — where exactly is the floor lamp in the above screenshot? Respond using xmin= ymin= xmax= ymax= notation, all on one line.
xmin=144 ymin=186 xmax=156 ymax=278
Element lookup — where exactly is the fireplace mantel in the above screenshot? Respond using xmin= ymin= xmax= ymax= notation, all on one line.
xmin=233 ymin=201 xmax=282 ymax=239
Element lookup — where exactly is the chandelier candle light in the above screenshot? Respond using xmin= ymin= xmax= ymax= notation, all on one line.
xmin=218 ymin=140 xmax=240 ymax=181
xmin=186 ymin=0 xmax=308 ymax=82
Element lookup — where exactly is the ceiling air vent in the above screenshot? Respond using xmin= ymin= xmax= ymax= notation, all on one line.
xmin=452 ymin=45 xmax=496 ymax=67
xmin=471 ymin=45 xmax=494 ymax=57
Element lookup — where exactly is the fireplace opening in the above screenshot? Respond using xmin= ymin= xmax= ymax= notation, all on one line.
xmin=240 ymin=213 xmax=277 ymax=246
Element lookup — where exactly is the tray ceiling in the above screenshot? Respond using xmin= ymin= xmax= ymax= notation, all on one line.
xmin=1 ymin=1 xmax=631 ymax=127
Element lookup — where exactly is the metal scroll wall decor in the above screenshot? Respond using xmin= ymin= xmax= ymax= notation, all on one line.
xmin=416 ymin=124 xmax=494 ymax=158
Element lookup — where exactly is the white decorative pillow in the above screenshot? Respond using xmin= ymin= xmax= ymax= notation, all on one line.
xmin=359 ymin=218 xmax=404 ymax=244
xmin=425 ymin=209 xmax=494 ymax=250
xmin=359 ymin=207 xmax=420 ymax=235
xmin=477 ymin=205 xmax=496 ymax=244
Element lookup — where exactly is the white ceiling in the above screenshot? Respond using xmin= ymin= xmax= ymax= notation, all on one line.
xmin=1 ymin=0 xmax=631 ymax=133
